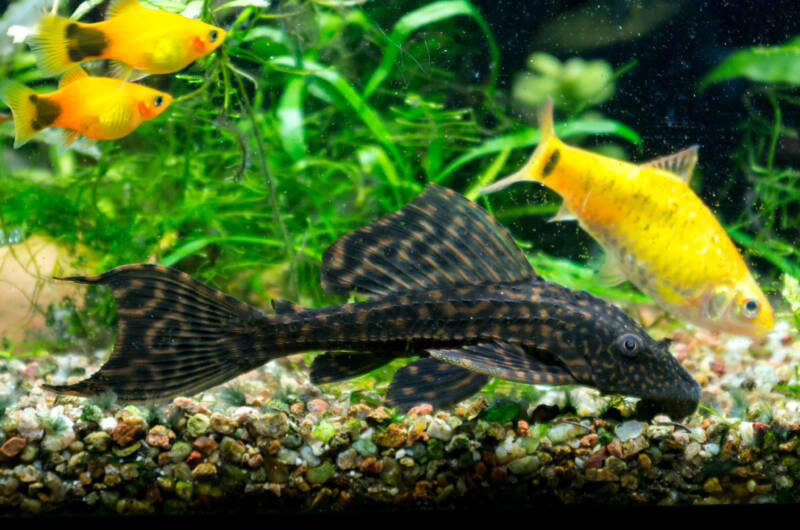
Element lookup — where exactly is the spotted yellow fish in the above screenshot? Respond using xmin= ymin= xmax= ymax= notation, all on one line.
xmin=46 ymin=185 xmax=699 ymax=419
xmin=482 ymin=98 xmax=773 ymax=339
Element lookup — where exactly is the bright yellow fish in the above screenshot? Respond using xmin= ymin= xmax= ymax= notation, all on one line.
xmin=1 ymin=66 xmax=172 ymax=147
xmin=31 ymin=0 xmax=226 ymax=78
xmin=482 ymin=98 xmax=774 ymax=339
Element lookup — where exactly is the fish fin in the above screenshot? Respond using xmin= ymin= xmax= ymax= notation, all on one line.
xmin=597 ymin=253 xmax=627 ymax=287
xmin=481 ymin=96 xmax=557 ymax=194
xmin=0 ymin=80 xmax=49 ymax=148
xmin=640 ymin=145 xmax=699 ymax=183
xmin=44 ymin=264 xmax=271 ymax=401
xmin=548 ymin=202 xmax=577 ymax=223
xmin=384 ymin=358 xmax=490 ymax=410
xmin=106 ymin=0 xmax=143 ymax=19
xmin=30 ymin=14 xmax=75 ymax=77
xmin=704 ymin=286 xmax=729 ymax=321
xmin=428 ymin=342 xmax=580 ymax=385
xmin=322 ymin=183 xmax=539 ymax=296
xmin=109 ymin=59 xmax=149 ymax=82
xmin=58 ymin=130 xmax=80 ymax=155
xmin=310 ymin=352 xmax=399 ymax=384
xmin=97 ymin=102 xmax=133 ymax=133
xmin=58 ymin=65 xmax=88 ymax=88
xmin=270 ymin=298 xmax=306 ymax=314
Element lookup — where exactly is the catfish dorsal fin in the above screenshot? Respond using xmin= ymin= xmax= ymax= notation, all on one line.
xmin=59 ymin=65 xmax=88 ymax=88
xmin=106 ymin=0 xmax=143 ymax=19
xmin=321 ymin=184 xmax=539 ymax=296
xmin=640 ymin=145 xmax=699 ymax=183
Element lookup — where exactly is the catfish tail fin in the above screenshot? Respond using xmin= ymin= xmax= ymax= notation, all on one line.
xmin=44 ymin=264 xmax=272 ymax=401
xmin=481 ymin=96 xmax=558 ymax=194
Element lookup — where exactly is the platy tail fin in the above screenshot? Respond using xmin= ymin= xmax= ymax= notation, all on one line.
xmin=31 ymin=15 xmax=109 ymax=76
xmin=44 ymin=264 xmax=271 ymax=401
xmin=0 ymin=80 xmax=43 ymax=148
xmin=481 ymin=96 xmax=557 ymax=194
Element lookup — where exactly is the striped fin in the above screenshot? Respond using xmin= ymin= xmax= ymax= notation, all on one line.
xmin=44 ymin=264 xmax=270 ymax=401
xmin=31 ymin=15 xmax=110 ymax=77
xmin=428 ymin=342 xmax=579 ymax=386
xmin=58 ymin=65 xmax=89 ymax=88
xmin=384 ymin=358 xmax=490 ymax=410
xmin=322 ymin=183 xmax=538 ymax=296
xmin=640 ymin=145 xmax=699 ymax=183
xmin=106 ymin=0 xmax=143 ymax=19
xmin=0 ymin=81 xmax=61 ymax=148
xmin=310 ymin=352 xmax=399 ymax=384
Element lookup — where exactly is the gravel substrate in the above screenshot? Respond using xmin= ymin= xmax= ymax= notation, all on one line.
xmin=1 ymin=319 xmax=800 ymax=515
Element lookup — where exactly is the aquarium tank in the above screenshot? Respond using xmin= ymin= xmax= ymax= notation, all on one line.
xmin=1 ymin=0 xmax=800 ymax=516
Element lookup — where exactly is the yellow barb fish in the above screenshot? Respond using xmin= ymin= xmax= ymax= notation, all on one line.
xmin=31 ymin=0 xmax=226 ymax=78
xmin=482 ymin=98 xmax=774 ymax=339
xmin=1 ymin=66 xmax=171 ymax=147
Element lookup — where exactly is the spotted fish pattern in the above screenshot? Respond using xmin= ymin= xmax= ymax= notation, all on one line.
xmin=46 ymin=184 xmax=701 ymax=418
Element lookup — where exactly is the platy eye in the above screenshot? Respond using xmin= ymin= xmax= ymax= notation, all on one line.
xmin=617 ymin=333 xmax=642 ymax=357
xmin=153 ymin=95 xmax=164 ymax=108
xmin=209 ymin=29 xmax=218 ymax=43
xmin=742 ymin=298 xmax=760 ymax=319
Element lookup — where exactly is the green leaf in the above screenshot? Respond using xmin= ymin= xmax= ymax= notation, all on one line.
xmin=781 ymin=273 xmax=800 ymax=330
xmin=363 ymin=0 xmax=499 ymax=99
xmin=479 ymin=400 xmax=520 ymax=424
xmin=212 ymin=0 xmax=270 ymax=13
xmin=701 ymin=38 xmax=800 ymax=89
xmin=277 ymin=77 xmax=307 ymax=161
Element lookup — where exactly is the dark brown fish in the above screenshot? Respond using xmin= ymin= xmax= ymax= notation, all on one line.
xmin=45 ymin=184 xmax=700 ymax=418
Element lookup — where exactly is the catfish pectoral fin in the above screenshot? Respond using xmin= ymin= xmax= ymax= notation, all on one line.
xmin=384 ymin=358 xmax=490 ymax=410
xmin=310 ymin=351 xmax=400 ymax=384
xmin=49 ymin=264 xmax=271 ymax=401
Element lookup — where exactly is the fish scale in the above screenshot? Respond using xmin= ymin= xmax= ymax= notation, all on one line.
xmin=45 ymin=184 xmax=701 ymax=419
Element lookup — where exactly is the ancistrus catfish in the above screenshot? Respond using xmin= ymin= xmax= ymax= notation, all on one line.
xmin=482 ymin=98 xmax=773 ymax=339
xmin=46 ymin=185 xmax=701 ymax=419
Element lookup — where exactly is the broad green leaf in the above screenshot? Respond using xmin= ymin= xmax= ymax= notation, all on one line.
xmin=701 ymin=38 xmax=800 ymax=89
xmin=277 ymin=77 xmax=307 ymax=161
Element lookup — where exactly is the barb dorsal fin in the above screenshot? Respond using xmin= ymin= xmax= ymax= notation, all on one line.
xmin=640 ymin=145 xmax=699 ymax=183
xmin=321 ymin=183 xmax=539 ymax=296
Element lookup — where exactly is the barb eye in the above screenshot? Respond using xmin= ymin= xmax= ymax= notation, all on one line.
xmin=742 ymin=298 xmax=759 ymax=319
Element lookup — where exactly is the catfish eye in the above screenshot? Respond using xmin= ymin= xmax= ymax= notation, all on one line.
xmin=209 ymin=29 xmax=218 ymax=43
xmin=742 ymin=298 xmax=759 ymax=319
xmin=617 ymin=333 xmax=642 ymax=357
xmin=153 ymin=95 xmax=164 ymax=107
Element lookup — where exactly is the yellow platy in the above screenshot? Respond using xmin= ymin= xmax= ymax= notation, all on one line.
xmin=1 ymin=66 xmax=172 ymax=147
xmin=483 ymin=98 xmax=774 ymax=339
xmin=31 ymin=0 xmax=226 ymax=78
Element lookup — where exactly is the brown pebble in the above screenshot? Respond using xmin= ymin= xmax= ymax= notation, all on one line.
xmin=584 ymin=447 xmax=607 ymax=469
xmin=193 ymin=436 xmax=218 ymax=455
xmin=516 ymin=420 xmax=530 ymax=437
xmin=358 ymin=456 xmax=383 ymax=473
xmin=186 ymin=450 xmax=203 ymax=468
xmin=0 ymin=437 xmax=27 ymax=460
xmin=367 ymin=407 xmax=391 ymax=423
xmin=307 ymin=399 xmax=328 ymax=415
xmin=407 ymin=403 xmax=433 ymax=417
xmin=606 ymin=438 xmax=623 ymax=459
xmin=413 ymin=480 xmax=430 ymax=499
xmin=247 ymin=453 xmax=264 ymax=469
xmin=111 ymin=423 xmax=142 ymax=446
xmin=289 ymin=403 xmax=305 ymax=415
xmin=489 ymin=467 xmax=506 ymax=484
xmin=145 ymin=426 xmax=174 ymax=450
xmin=268 ymin=439 xmax=281 ymax=455
xmin=580 ymin=433 xmax=597 ymax=448
xmin=157 ymin=452 xmax=171 ymax=466
xmin=703 ymin=477 xmax=723 ymax=493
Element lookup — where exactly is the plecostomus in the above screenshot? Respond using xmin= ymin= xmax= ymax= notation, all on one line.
xmin=46 ymin=184 xmax=701 ymax=418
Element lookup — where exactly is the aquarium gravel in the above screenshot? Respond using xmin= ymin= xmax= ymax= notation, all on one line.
xmin=1 ymin=318 xmax=799 ymax=515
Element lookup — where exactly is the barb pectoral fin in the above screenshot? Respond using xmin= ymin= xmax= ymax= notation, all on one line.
xmin=428 ymin=342 xmax=580 ymax=386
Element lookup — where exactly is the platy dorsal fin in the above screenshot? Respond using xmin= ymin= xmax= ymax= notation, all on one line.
xmin=640 ymin=145 xmax=699 ymax=183
xmin=384 ymin=358 xmax=490 ymax=410
xmin=597 ymin=253 xmax=627 ymax=287
xmin=322 ymin=183 xmax=539 ymax=296
xmin=549 ymin=202 xmax=577 ymax=223
xmin=428 ymin=342 xmax=580 ymax=385
xmin=59 ymin=66 xmax=88 ymax=88
xmin=107 ymin=0 xmax=143 ymax=19
xmin=270 ymin=298 xmax=306 ymax=314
